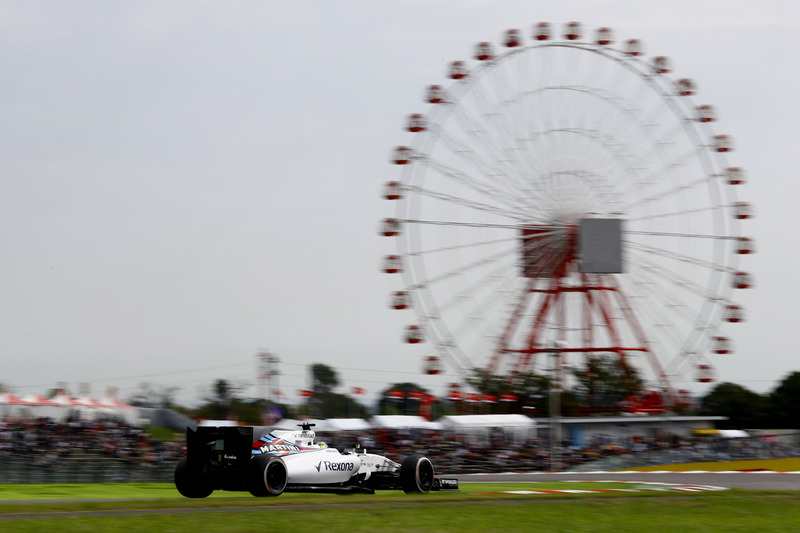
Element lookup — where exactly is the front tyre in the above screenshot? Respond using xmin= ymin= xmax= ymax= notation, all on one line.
xmin=400 ymin=455 xmax=434 ymax=494
xmin=174 ymin=457 xmax=214 ymax=498
xmin=249 ymin=455 xmax=288 ymax=497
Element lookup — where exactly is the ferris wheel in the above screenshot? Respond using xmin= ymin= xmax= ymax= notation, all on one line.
xmin=380 ymin=22 xmax=754 ymax=398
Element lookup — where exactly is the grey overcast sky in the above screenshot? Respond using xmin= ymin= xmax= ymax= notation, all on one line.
xmin=1 ymin=1 xmax=796 ymax=406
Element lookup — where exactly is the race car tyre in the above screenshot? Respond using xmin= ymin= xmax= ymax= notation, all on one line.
xmin=174 ymin=457 xmax=215 ymax=498
xmin=249 ymin=455 xmax=288 ymax=497
xmin=399 ymin=455 xmax=434 ymax=494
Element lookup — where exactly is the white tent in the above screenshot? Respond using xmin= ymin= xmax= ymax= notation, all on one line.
xmin=98 ymin=396 xmax=140 ymax=425
xmin=369 ymin=415 xmax=442 ymax=431
xmin=20 ymin=394 xmax=65 ymax=420
xmin=438 ymin=414 xmax=536 ymax=444
xmin=439 ymin=414 xmax=535 ymax=429
xmin=0 ymin=392 xmax=29 ymax=419
xmin=324 ymin=418 xmax=372 ymax=432
xmin=718 ymin=429 xmax=749 ymax=438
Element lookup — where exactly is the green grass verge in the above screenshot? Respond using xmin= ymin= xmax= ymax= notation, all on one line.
xmin=143 ymin=426 xmax=182 ymax=442
xmin=0 ymin=482 xmax=236 ymax=501
xmin=0 ymin=481 xmax=682 ymax=502
xmin=0 ymin=489 xmax=799 ymax=532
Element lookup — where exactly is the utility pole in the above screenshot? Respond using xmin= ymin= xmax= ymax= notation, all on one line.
xmin=549 ymin=340 xmax=566 ymax=472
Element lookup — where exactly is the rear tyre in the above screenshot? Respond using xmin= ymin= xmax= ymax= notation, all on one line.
xmin=249 ymin=455 xmax=288 ymax=497
xmin=174 ymin=457 xmax=214 ymax=498
xmin=400 ymin=455 xmax=434 ymax=494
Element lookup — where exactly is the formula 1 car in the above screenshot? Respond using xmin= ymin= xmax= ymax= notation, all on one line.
xmin=174 ymin=423 xmax=458 ymax=497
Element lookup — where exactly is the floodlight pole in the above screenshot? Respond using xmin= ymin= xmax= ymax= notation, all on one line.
xmin=258 ymin=350 xmax=280 ymax=421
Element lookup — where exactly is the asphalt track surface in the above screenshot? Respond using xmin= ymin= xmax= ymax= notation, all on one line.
xmin=455 ymin=471 xmax=800 ymax=491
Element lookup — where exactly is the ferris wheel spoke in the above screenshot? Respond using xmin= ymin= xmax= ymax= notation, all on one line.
xmin=627 ymin=240 xmax=736 ymax=275
xmin=404 ymin=233 xmax=521 ymax=259
xmin=421 ymin=255 xmax=519 ymax=326
xmin=405 ymin=244 xmax=518 ymax=292
xmin=446 ymin=101 xmax=513 ymax=161
xmin=627 ymin=204 xmax=723 ymax=222
xmin=618 ymin=263 xmax=707 ymax=333
xmin=434 ymin=270 xmax=523 ymax=372
xmin=429 ymin=125 xmax=540 ymax=209
xmin=615 ymin=274 xmax=704 ymax=374
xmin=512 ymin=128 xmax=618 ymax=207
xmin=623 ymin=147 xmax=706 ymax=199
xmin=442 ymin=107 xmax=549 ymax=211
xmin=620 ymin=171 xmax=717 ymax=214
xmin=626 ymin=229 xmax=736 ymax=241
xmin=522 ymin=119 xmax=654 ymax=205
xmin=403 ymin=183 xmax=527 ymax=220
xmin=628 ymin=251 xmax=727 ymax=307
xmin=398 ymin=218 xmax=521 ymax=230
xmin=615 ymin=147 xmax=699 ymax=204
xmin=415 ymin=257 xmax=522 ymax=371
xmin=419 ymin=155 xmax=530 ymax=212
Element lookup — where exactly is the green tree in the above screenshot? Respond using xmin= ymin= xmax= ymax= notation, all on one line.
xmin=698 ymin=382 xmax=769 ymax=429
xmin=571 ymin=355 xmax=645 ymax=414
xmin=768 ymin=371 xmax=800 ymax=429
xmin=325 ymin=393 xmax=369 ymax=418
xmin=465 ymin=368 xmax=551 ymax=415
xmin=126 ymin=382 xmax=180 ymax=409
xmin=309 ymin=363 xmax=340 ymax=418
xmin=378 ymin=383 xmax=429 ymax=415
xmin=311 ymin=363 xmax=339 ymax=395
xmin=193 ymin=379 xmax=243 ymax=420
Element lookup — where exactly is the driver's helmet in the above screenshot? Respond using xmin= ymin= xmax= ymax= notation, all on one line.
xmin=318 ymin=441 xmax=327 ymax=449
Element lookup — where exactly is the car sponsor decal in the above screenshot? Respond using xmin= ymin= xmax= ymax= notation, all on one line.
xmin=313 ymin=460 xmax=356 ymax=472
xmin=251 ymin=435 xmax=317 ymax=456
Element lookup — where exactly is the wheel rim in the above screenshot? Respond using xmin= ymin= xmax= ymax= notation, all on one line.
xmin=417 ymin=459 xmax=434 ymax=490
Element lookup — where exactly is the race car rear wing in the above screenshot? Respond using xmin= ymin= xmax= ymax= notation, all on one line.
xmin=185 ymin=426 xmax=254 ymax=491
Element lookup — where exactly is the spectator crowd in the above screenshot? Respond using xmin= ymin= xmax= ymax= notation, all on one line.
xmin=1 ymin=416 xmax=798 ymax=482
xmin=0 ymin=415 xmax=183 ymax=480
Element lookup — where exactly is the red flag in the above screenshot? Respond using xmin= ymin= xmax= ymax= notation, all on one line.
xmin=298 ymin=389 xmax=314 ymax=398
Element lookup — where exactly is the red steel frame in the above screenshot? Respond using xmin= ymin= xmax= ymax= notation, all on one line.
xmin=486 ymin=225 xmax=674 ymax=399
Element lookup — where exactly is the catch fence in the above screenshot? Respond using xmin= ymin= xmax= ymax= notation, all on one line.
xmin=0 ymin=455 xmax=180 ymax=484
xmin=566 ymin=433 xmax=800 ymax=472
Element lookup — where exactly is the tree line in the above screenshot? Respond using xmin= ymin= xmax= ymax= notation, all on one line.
xmin=124 ymin=360 xmax=800 ymax=429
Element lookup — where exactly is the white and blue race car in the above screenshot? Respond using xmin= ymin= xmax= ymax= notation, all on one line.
xmin=175 ymin=423 xmax=457 ymax=498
